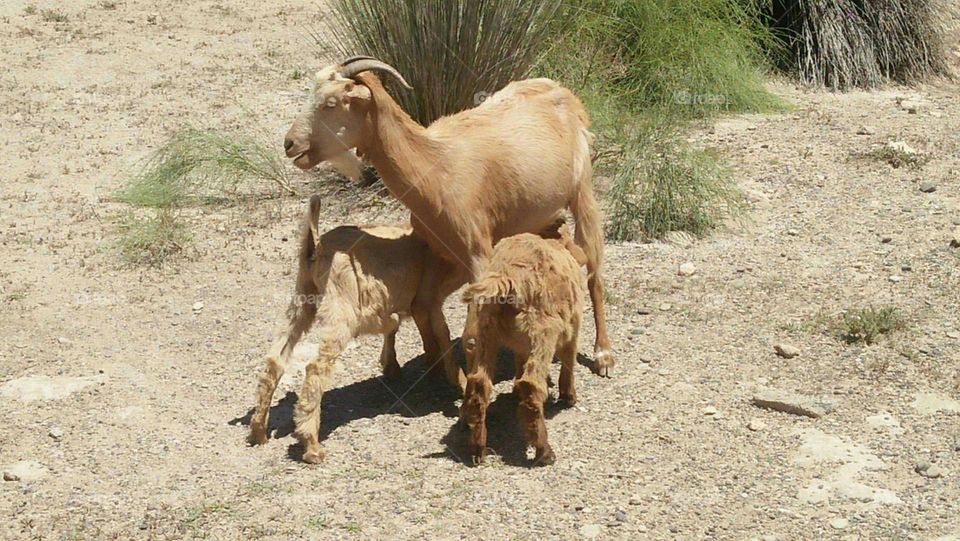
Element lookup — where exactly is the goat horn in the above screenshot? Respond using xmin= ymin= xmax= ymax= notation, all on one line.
xmin=342 ymin=55 xmax=378 ymax=65
xmin=339 ymin=58 xmax=413 ymax=90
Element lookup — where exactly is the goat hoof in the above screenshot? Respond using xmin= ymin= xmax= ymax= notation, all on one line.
xmin=533 ymin=446 xmax=556 ymax=467
xmin=248 ymin=426 xmax=268 ymax=446
xmin=302 ymin=449 xmax=326 ymax=464
xmin=559 ymin=393 xmax=578 ymax=407
xmin=592 ymin=350 xmax=615 ymax=377
xmin=382 ymin=361 xmax=401 ymax=381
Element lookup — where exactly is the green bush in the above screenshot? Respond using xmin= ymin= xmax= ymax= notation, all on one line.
xmin=116 ymin=210 xmax=191 ymax=267
xmin=544 ymin=0 xmax=785 ymax=117
xmin=841 ymin=306 xmax=904 ymax=345
xmin=327 ymin=0 xmax=562 ymax=125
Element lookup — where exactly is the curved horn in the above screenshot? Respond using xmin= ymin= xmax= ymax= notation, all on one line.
xmin=339 ymin=58 xmax=413 ymax=90
xmin=342 ymin=55 xmax=378 ymax=65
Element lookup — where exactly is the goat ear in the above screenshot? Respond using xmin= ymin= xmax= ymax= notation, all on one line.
xmin=462 ymin=274 xmax=510 ymax=304
xmin=343 ymin=83 xmax=372 ymax=103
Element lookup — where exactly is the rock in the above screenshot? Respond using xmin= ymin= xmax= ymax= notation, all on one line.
xmin=880 ymin=236 xmax=893 ymax=244
xmin=900 ymin=100 xmax=922 ymax=114
xmin=950 ymin=228 xmax=960 ymax=248
xmin=887 ymin=141 xmax=917 ymax=155
xmin=192 ymin=301 xmax=204 ymax=312
xmin=703 ymin=406 xmax=718 ymax=416
xmin=774 ymin=343 xmax=800 ymax=359
xmin=659 ymin=303 xmax=672 ymax=312
xmin=678 ymin=263 xmax=697 ymax=277
xmin=856 ymin=126 xmax=875 ymax=135
xmin=636 ymin=307 xmax=653 ymax=315
xmin=752 ymin=389 xmax=835 ymax=418
xmin=912 ymin=392 xmax=960 ymax=414
xmin=830 ymin=518 xmax=849 ymax=530
xmin=580 ymin=524 xmax=602 ymax=539
xmin=628 ymin=495 xmax=643 ymax=506
xmin=615 ymin=510 xmax=627 ymax=522
xmin=0 ymin=375 xmax=106 ymax=402
xmin=3 ymin=461 xmax=48 ymax=482
xmin=915 ymin=460 xmax=944 ymax=479
xmin=786 ymin=229 xmax=799 ymax=237
xmin=748 ymin=419 xmax=767 ymax=432
xmin=952 ymin=435 xmax=960 ymax=452
xmin=48 ymin=425 xmax=63 ymax=441
xmin=919 ymin=182 xmax=937 ymax=193
xmin=888 ymin=275 xmax=902 ymax=283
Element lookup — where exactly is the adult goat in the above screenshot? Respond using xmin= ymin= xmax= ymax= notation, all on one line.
xmin=284 ymin=57 xmax=614 ymax=381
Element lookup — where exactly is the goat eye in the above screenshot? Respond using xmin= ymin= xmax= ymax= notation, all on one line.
xmin=465 ymin=338 xmax=476 ymax=350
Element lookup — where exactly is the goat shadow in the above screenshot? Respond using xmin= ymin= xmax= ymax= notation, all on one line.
xmin=230 ymin=345 xmax=468 ymax=461
xmin=429 ymin=348 xmax=576 ymax=468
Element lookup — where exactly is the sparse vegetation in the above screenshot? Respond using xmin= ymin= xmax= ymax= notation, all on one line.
xmin=24 ymin=5 xmax=37 ymax=15
xmin=305 ymin=515 xmax=328 ymax=530
xmin=841 ymin=306 xmax=904 ymax=345
xmin=291 ymin=68 xmax=304 ymax=80
xmin=41 ymin=9 xmax=69 ymax=23
xmin=117 ymin=128 xmax=293 ymax=209
xmin=98 ymin=0 xmax=119 ymax=9
xmin=866 ymin=142 xmax=929 ymax=168
xmin=326 ymin=0 xmax=562 ymax=125
xmin=116 ymin=210 xmax=191 ymax=267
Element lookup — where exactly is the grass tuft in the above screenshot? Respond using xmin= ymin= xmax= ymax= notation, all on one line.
xmin=325 ymin=0 xmax=562 ymax=125
xmin=117 ymin=128 xmax=293 ymax=209
xmin=41 ymin=9 xmax=69 ymax=22
xmin=841 ymin=306 xmax=904 ymax=345
xmin=116 ymin=210 xmax=191 ymax=267
xmin=866 ymin=142 xmax=928 ymax=168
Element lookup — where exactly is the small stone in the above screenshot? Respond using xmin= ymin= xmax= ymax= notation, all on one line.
xmin=830 ymin=518 xmax=849 ymax=530
xmin=919 ymin=182 xmax=937 ymax=193
xmin=952 ymin=435 xmax=960 ymax=452
xmin=192 ymin=301 xmax=204 ymax=312
xmin=748 ymin=419 xmax=767 ymax=432
xmin=786 ymin=229 xmax=799 ymax=237
xmin=950 ymin=228 xmax=960 ymax=248
xmin=659 ymin=303 xmax=672 ymax=312
xmin=947 ymin=331 xmax=960 ymax=339
xmin=774 ymin=343 xmax=800 ymax=359
xmin=678 ymin=263 xmax=697 ymax=277
xmin=752 ymin=389 xmax=834 ymax=418
xmin=580 ymin=524 xmax=602 ymax=539
xmin=900 ymin=99 xmax=922 ymax=114
xmin=48 ymin=426 xmax=63 ymax=441
xmin=856 ymin=126 xmax=875 ymax=135
xmin=915 ymin=461 xmax=943 ymax=479
xmin=615 ymin=510 xmax=627 ymax=522
xmin=637 ymin=307 xmax=653 ymax=315
xmin=703 ymin=406 xmax=718 ymax=416
xmin=629 ymin=495 xmax=643 ymax=505
xmin=880 ymin=236 xmax=893 ymax=244
xmin=889 ymin=275 xmax=902 ymax=283
xmin=901 ymin=264 xmax=912 ymax=272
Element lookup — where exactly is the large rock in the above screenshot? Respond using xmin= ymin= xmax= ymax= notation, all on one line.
xmin=3 ymin=461 xmax=48 ymax=482
xmin=752 ymin=389 xmax=834 ymax=418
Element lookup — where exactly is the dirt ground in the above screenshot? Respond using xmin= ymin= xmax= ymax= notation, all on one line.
xmin=1 ymin=1 xmax=959 ymax=540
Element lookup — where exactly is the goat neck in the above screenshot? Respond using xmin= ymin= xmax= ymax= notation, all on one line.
xmin=354 ymin=73 xmax=446 ymax=208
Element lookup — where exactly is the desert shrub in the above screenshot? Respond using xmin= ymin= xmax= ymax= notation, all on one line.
xmin=543 ymin=0 xmax=785 ymax=117
xmin=326 ymin=0 xmax=562 ymax=125
xmin=117 ymin=129 xmax=293 ymax=209
xmin=841 ymin=306 xmax=904 ymax=344
xmin=605 ymin=118 xmax=746 ymax=241
xmin=766 ymin=0 xmax=947 ymax=89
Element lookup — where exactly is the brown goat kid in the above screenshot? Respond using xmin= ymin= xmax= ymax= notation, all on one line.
xmin=283 ymin=57 xmax=615 ymax=385
xmin=249 ymin=195 xmax=436 ymax=464
xmin=460 ymin=233 xmax=586 ymax=466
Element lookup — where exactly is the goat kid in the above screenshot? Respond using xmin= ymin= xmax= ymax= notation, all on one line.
xmin=460 ymin=233 xmax=585 ymax=466
xmin=249 ymin=195 xmax=443 ymax=464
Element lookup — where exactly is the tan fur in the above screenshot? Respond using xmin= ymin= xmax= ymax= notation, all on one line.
xmin=249 ymin=195 xmax=447 ymax=463
xmin=459 ymin=234 xmax=584 ymax=466
xmin=284 ymin=65 xmax=615 ymax=383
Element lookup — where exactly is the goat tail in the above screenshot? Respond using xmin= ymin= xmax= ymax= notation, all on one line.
xmin=570 ymin=127 xmax=603 ymax=280
xmin=288 ymin=195 xmax=323 ymax=322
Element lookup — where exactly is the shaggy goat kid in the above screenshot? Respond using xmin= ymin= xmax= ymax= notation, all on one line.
xmin=283 ymin=57 xmax=615 ymax=389
xmin=249 ymin=195 xmax=436 ymax=464
xmin=460 ymin=233 xmax=585 ymax=466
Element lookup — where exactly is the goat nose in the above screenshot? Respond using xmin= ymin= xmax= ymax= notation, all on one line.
xmin=284 ymin=138 xmax=294 ymax=152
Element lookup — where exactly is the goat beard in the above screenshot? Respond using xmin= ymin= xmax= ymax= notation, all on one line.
xmin=326 ymin=150 xmax=364 ymax=183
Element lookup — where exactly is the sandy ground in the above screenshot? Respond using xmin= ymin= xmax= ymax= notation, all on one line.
xmin=1 ymin=1 xmax=959 ymax=540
